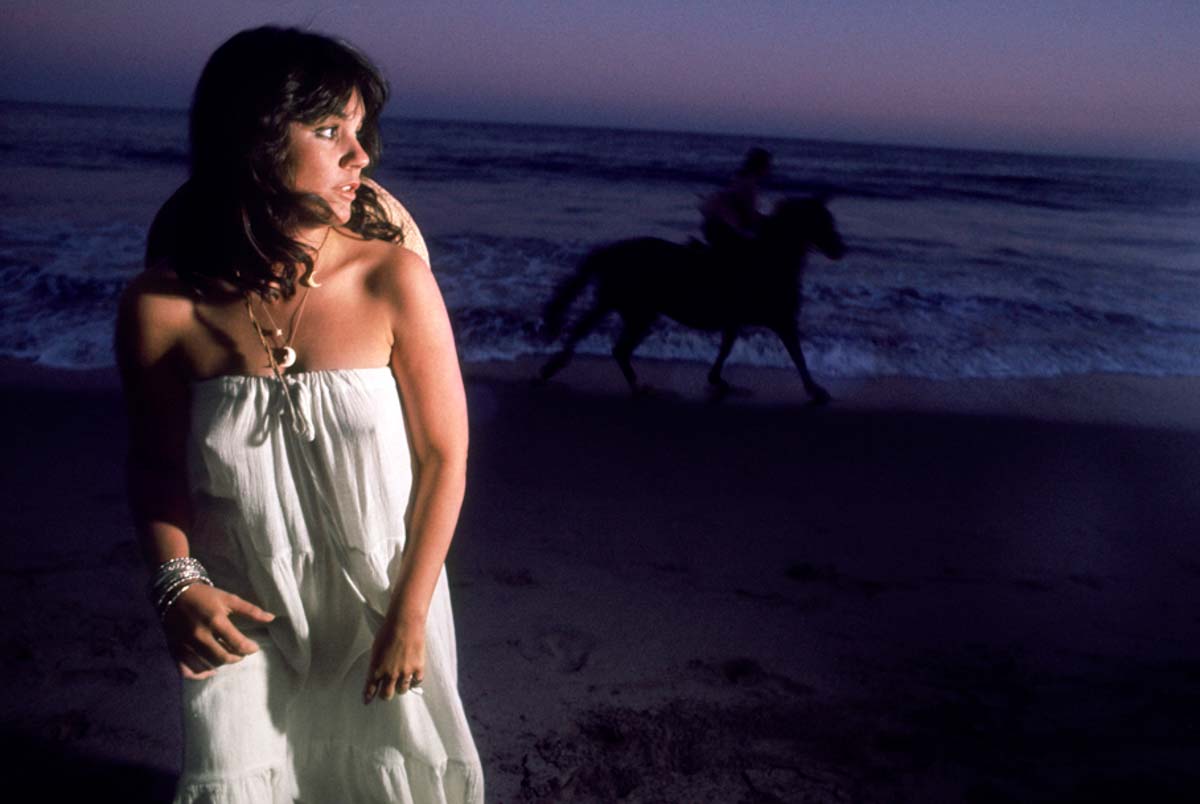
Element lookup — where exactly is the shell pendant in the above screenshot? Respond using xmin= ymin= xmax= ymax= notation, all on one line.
xmin=274 ymin=346 xmax=297 ymax=369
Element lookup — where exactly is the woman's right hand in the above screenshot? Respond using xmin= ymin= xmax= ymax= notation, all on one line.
xmin=162 ymin=583 xmax=275 ymax=679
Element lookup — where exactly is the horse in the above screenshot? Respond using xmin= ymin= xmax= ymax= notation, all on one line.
xmin=538 ymin=195 xmax=846 ymax=402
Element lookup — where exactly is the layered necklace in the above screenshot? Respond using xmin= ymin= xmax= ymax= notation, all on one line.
xmin=241 ymin=228 xmax=332 ymax=440
xmin=248 ymin=287 xmax=310 ymax=370
xmin=244 ymin=226 xmax=331 ymax=375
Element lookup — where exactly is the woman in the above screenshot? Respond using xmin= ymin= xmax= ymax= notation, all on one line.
xmin=116 ymin=26 xmax=483 ymax=802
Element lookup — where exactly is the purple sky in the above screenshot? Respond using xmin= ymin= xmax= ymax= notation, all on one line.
xmin=3 ymin=1 xmax=1197 ymax=159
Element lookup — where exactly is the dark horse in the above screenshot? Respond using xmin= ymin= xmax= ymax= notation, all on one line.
xmin=539 ymin=196 xmax=846 ymax=402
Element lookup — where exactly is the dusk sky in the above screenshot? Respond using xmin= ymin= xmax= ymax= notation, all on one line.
xmin=3 ymin=0 xmax=1197 ymax=160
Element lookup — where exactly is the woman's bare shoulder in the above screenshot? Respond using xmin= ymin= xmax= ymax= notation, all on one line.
xmin=120 ymin=264 xmax=196 ymax=324
xmin=115 ymin=264 xmax=198 ymax=373
xmin=363 ymin=242 xmax=436 ymax=304
xmin=353 ymin=244 xmax=450 ymax=349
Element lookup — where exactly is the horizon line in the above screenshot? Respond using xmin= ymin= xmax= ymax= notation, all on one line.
xmin=2 ymin=96 xmax=1196 ymax=167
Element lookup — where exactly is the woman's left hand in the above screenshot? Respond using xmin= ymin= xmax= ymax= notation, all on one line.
xmin=363 ymin=611 xmax=426 ymax=704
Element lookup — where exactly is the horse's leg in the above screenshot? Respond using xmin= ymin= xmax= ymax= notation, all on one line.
xmin=612 ymin=314 xmax=655 ymax=393
xmin=707 ymin=327 xmax=739 ymax=390
xmin=539 ymin=303 xmax=610 ymax=381
xmin=775 ymin=325 xmax=831 ymax=404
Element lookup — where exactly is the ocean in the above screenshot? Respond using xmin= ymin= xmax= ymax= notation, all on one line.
xmin=2 ymin=100 xmax=1199 ymax=379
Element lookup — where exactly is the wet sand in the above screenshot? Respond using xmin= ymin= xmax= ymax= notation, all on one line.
xmin=2 ymin=356 xmax=1198 ymax=802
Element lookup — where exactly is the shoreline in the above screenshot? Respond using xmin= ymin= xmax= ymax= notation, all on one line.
xmin=466 ymin=354 xmax=1200 ymax=431
xmin=6 ymin=353 xmax=1197 ymax=432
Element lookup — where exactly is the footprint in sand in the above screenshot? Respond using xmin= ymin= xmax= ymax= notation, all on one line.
xmin=517 ymin=627 xmax=596 ymax=673
xmin=492 ymin=567 xmax=537 ymax=587
xmin=687 ymin=657 xmax=814 ymax=698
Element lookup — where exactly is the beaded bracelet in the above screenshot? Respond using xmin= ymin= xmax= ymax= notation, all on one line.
xmin=154 ymin=571 xmax=206 ymax=611
xmin=157 ymin=576 xmax=213 ymax=619
xmin=148 ymin=557 xmax=205 ymax=598
xmin=149 ymin=557 xmax=213 ymax=620
xmin=149 ymin=558 xmax=209 ymax=597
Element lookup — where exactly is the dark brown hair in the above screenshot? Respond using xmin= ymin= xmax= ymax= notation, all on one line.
xmin=147 ymin=26 xmax=403 ymax=298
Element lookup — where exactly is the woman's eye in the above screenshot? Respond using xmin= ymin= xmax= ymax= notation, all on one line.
xmin=315 ymin=126 xmax=338 ymax=140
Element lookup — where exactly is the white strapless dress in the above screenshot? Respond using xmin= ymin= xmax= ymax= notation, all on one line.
xmin=177 ymin=367 xmax=482 ymax=804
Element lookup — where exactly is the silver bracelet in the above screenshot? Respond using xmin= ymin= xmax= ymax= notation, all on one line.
xmin=149 ymin=556 xmax=209 ymax=598
xmin=158 ymin=577 xmax=213 ymax=620
xmin=154 ymin=570 xmax=206 ymax=611
xmin=149 ymin=557 xmax=213 ymax=618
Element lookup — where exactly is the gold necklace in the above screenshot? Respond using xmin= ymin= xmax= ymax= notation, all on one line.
xmin=252 ymin=288 xmax=310 ymax=369
xmin=244 ymin=227 xmax=330 ymax=372
xmin=298 ymin=226 xmax=329 ymax=288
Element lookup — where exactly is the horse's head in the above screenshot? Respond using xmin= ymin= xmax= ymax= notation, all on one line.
xmin=766 ymin=195 xmax=846 ymax=261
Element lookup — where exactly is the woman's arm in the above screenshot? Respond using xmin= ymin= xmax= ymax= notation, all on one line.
xmin=363 ymin=247 xmax=468 ymax=703
xmin=115 ymin=274 xmax=274 ymax=679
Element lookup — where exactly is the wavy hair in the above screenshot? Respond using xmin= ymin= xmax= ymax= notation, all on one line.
xmin=147 ymin=26 xmax=403 ymax=299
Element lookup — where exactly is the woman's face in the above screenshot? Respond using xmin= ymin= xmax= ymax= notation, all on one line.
xmin=286 ymin=89 xmax=370 ymax=225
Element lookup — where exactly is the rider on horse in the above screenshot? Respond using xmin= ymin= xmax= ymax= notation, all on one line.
xmin=699 ymin=147 xmax=772 ymax=256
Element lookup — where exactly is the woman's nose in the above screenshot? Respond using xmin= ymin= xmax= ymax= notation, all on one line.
xmin=343 ymin=137 xmax=369 ymax=169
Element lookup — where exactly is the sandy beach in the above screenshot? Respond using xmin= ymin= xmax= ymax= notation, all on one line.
xmin=2 ymin=355 xmax=1199 ymax=802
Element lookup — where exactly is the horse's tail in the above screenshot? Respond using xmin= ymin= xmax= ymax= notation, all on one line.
xmin=542 ymin=248 xmax=605 ymax=338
